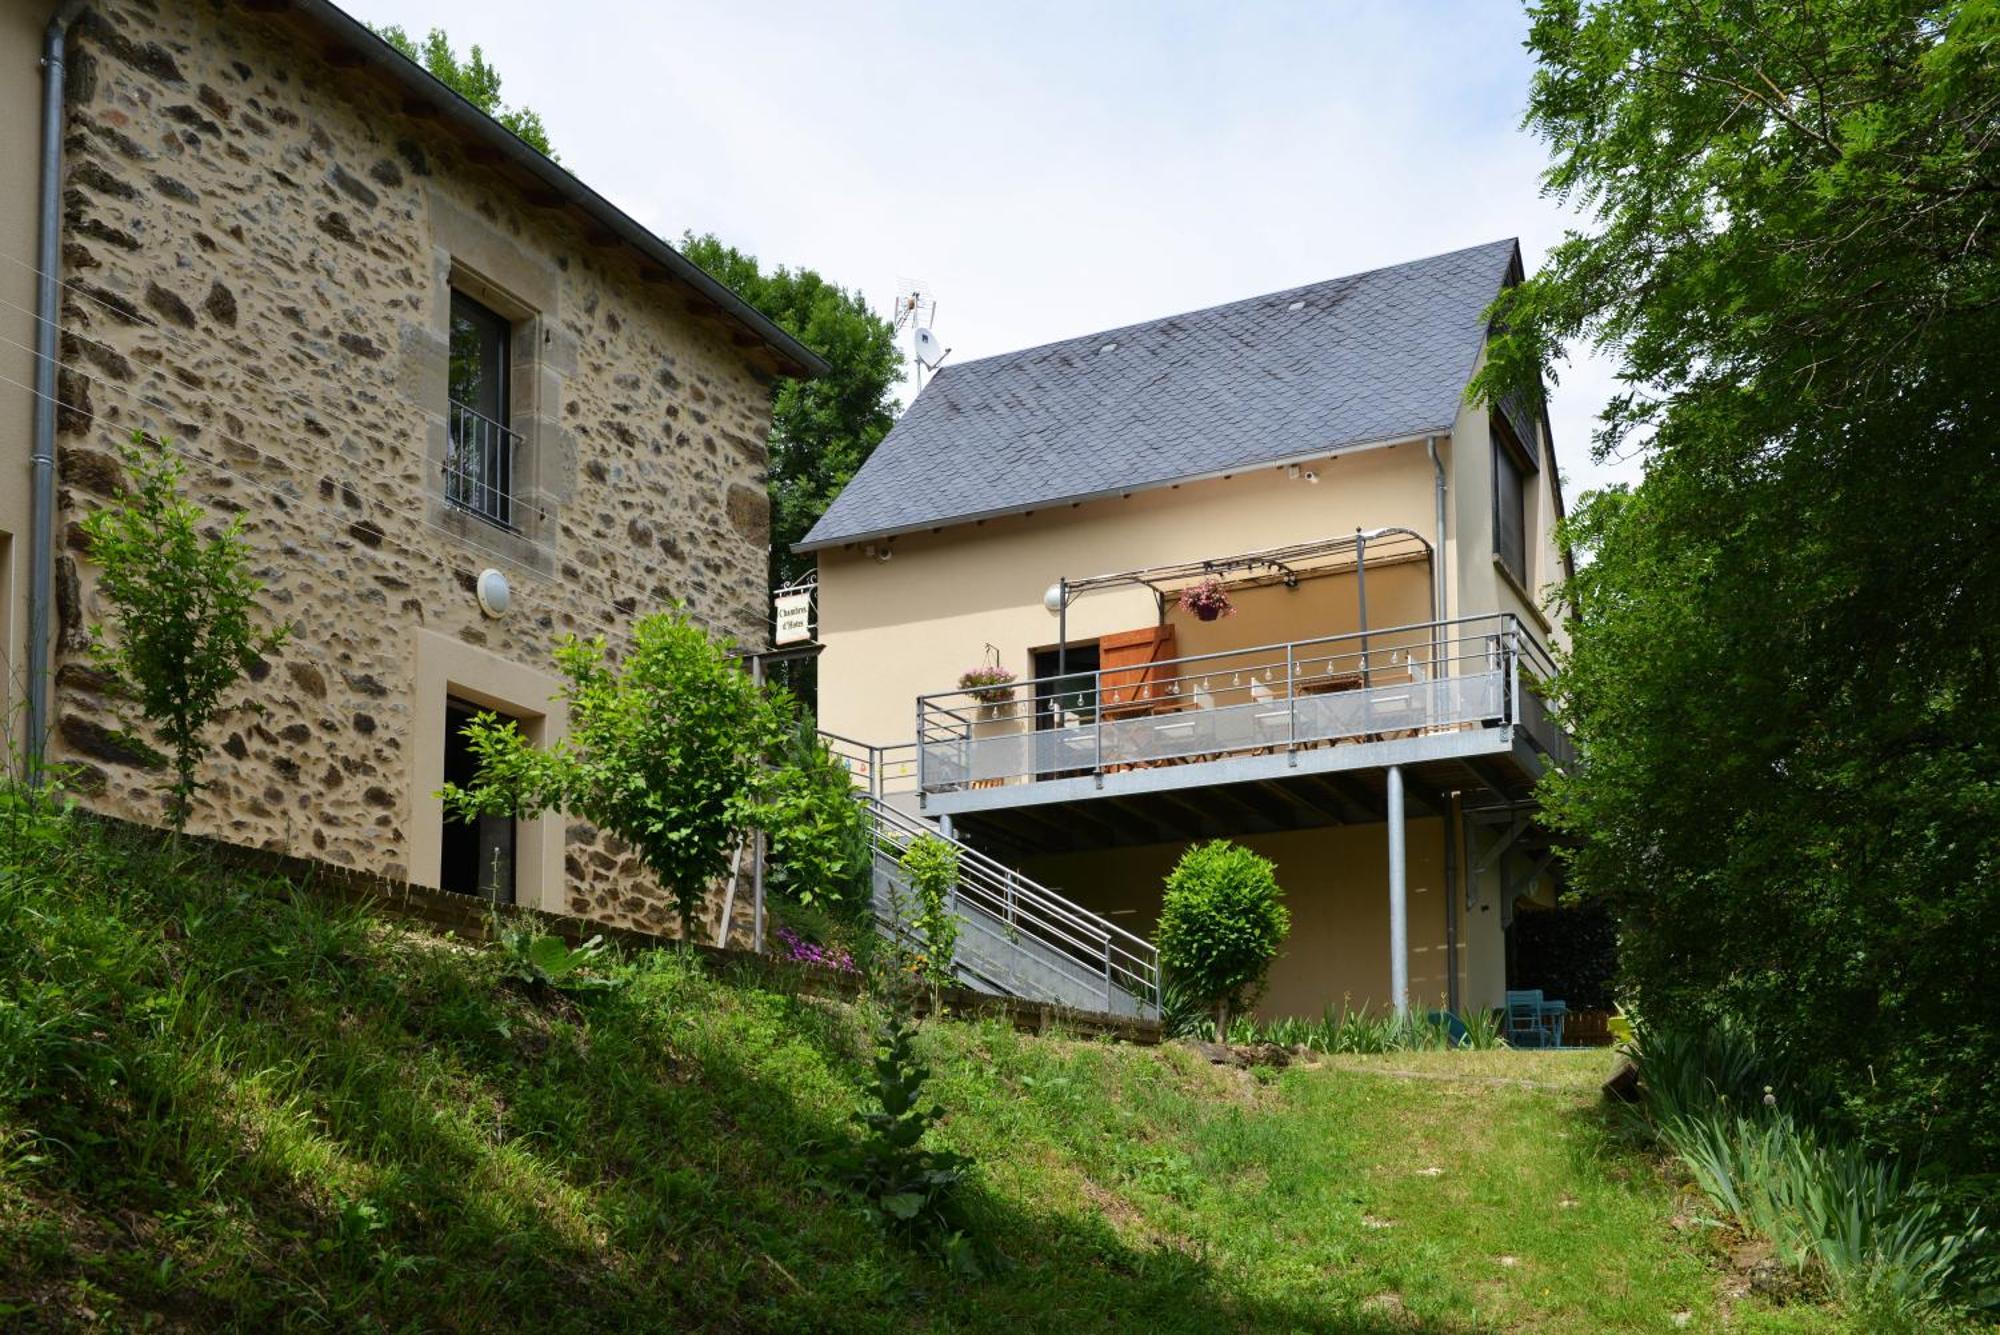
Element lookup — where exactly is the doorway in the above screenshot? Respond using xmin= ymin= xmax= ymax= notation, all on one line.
xmin=1032 ymin=642 xmax=1099 ymax=779
xmin=441 ymin=698 xmax=515 ymax=904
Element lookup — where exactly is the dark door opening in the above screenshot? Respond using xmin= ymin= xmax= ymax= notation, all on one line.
xmin=1032 ymin=643 xmax=1099 ymax=779
xmin=441 ymin=698 xmax=515 ymax=904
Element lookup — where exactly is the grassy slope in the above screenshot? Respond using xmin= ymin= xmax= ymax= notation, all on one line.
xmin=0 ymin=802 xmax=1845 ymax=1332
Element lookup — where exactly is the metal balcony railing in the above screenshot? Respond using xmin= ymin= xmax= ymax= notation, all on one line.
xmin=820 ymin=731 xmax=920 ymax=802
xmin=915 ymin=613 xmax=1560 ymax=795
xmin=444 ymin=398 xmax=522 ymax=529
xmin=865 ymin=796 xmax=1160 ymax=1016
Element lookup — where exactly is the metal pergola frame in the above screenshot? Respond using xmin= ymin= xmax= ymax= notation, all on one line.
xmin=1045 ymin=527 xmax=1437 ymax=680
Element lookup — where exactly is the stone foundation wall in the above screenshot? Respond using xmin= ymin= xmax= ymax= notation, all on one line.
xmin=46 ymin=0 xmax=778 ymax=938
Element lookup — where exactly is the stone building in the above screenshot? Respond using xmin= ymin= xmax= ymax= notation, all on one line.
xmin=0 ymin=0 xmax=824 ymax=934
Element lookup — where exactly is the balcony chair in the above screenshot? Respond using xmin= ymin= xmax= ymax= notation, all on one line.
xmin=1504 ymin=989 xmax=1552 ymax=1048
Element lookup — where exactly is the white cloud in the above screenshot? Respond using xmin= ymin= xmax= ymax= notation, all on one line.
xmin=358 ymin=0 xmax=1643 ymax=498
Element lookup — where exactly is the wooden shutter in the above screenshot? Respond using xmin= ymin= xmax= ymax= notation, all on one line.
xmin=1099 ymin=625 xmax=1178 ymax=714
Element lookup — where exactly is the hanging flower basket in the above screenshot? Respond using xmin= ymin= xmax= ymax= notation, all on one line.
xmin=958 ymin=665 xmax=1017 ymax=705
xmin=1178 ymin=576 xmax=1236 ymax=622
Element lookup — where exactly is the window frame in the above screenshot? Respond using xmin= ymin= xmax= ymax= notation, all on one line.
xmin=417 ymin=209 xmax=571 ymax=574
xmin=1491 ymin=417 xmax=1533 ymax=589
xmin=445 ymin=287 xmax=518 ymax=531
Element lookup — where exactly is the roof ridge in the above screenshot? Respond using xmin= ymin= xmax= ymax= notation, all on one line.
xmin=800 ymin=237 xmax=1528 ymax=552
xmin=934 ymin=237 xmax=1519 ymax=376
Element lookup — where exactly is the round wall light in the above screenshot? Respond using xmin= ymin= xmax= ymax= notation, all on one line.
xmin=475 ymin=568 xmax=511 ymax=619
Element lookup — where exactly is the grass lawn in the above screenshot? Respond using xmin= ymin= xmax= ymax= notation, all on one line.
xmin=0 ymin=802 xmax=1856 ymax=1331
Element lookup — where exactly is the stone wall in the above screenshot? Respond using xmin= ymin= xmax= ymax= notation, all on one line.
xmin=46 ymin=0 xmax=780 ymax=937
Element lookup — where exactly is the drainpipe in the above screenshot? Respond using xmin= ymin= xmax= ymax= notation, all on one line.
xmin=24 ymin=3 xmax=87 ymax=775
xmin=1426 ymin=435 xmax=1448 ymax=678
xmin=1442 ymin=791 xmax=1460 ymax=1017
xmin=1429 ymin=436 xmax=1458 ymax=1021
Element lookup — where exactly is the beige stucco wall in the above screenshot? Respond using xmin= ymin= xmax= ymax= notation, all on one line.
xmin=40 ymin=0 xmax=777 ymax=937
xmin=1017 ymin=818 xmax=1510 ymax=1019
xmin=815 ymin=441 xmax=1444 ymax=746
xmin=1446 ymin=355 xmax=1566 ymax=651
xmin=816 ymin=387 xmax=1567 ymax=748
xmin=0 ymin=5 xmax=43 ymax=767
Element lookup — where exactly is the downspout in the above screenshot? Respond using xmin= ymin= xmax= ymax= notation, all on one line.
xmin=25 ymin=3 xmax=87 ymax=775
xmin=1429 ymin=435 xmax=1459 ymax=1020
xmin=1442 ymin=791 xmax=1461 ymax=1017
xmin=1426 ymin=435 xmax=1447 ymax=678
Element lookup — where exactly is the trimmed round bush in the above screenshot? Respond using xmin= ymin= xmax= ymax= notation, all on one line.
xmin=1156 ymin=840 xmax=1289 ymax=1034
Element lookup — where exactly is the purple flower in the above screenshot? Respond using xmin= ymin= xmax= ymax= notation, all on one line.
xmin=775 ymin=925 xmax=856 ymax=973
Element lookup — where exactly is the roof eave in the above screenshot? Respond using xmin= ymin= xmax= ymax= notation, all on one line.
xmin=793 ymin=427 xmax=1453 ymax=554
xmin=277 ymin=0 xmax=830 ymax=380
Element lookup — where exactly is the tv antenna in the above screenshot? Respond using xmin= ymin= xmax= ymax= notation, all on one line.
xmin=892 ymin=277 xmax=951 ymax=390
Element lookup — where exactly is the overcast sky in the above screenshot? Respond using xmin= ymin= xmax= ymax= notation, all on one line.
xmin=358 ymin=0 xmax=1641 ymax=500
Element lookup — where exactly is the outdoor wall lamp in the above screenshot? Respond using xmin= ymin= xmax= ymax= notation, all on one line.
xmin=475 ymin=568 xmax=512 ymax=618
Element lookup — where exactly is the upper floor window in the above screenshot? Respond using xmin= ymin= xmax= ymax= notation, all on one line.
xmin=1493 ymin=422 xmax=1530 ymax=587
xmin=446 ymin=289 xmax=518 ymax=530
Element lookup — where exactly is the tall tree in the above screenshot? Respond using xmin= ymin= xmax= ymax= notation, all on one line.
xmin=374 ymin=25 xmax=555 ymax=158
xmin=679 ymin=234 xmax=903 ymax=587
xmin=1480 ymin=3 xmax=2000 ymax=1172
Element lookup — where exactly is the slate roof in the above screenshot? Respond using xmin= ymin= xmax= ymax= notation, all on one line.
xmin=798 ymin=238 xmax=1522 ymax=551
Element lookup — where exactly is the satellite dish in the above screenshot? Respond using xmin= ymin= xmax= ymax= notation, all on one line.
xmin=914 ymin=326 xmax=950 ymax=370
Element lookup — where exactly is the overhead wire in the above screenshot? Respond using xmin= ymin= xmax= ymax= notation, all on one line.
xmin=0 ymin=244 xmax=773 ymax=645
xmin=0 ymin=359 xmax=764 ymax=651
xmin=0 ymin=249 xmax=745 ymax=634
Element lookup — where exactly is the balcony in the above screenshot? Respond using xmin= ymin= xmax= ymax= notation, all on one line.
xmin=915 ymin=613 xmax=1566 ymax=852
xmin=443 ymin=398 xmax=523 ymax=530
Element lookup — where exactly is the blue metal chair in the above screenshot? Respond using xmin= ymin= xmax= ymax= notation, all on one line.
xmin=1504 ymin=990 xmax=1548 ymax=1048
xmin=1540 ymin=998 xmax=1568 ymax=1048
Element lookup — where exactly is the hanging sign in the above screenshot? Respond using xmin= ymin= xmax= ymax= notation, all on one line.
xmin=773 ymin=590 xmax=813 ymax=645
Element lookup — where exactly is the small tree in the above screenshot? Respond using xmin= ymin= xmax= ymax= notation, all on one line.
xmin=441 ymin=610 xmax=767 ymax=939
xmin=81 ymin=431 xmax=290 ymax=833
xmin=896 ymin=835 xmax=961 ymax=989
xmin=1156 ymin=840 xmax=1289 ymax=1039
xmin=823 ymin=1000 xmax=978 ymax=1273
xmin=756 ymin=699 xmax=873 ymax=913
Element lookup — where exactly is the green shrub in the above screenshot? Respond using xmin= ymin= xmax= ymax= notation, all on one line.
xmin=79 ymin=431 xmax=291 ymax=832
xmin=1155 ymin=841 xmax=1288 ymax=1035
xmin=493 ymin=919 xmax=624 ymax=994
xmin=897 ymin=836 xmax=961 ymax=988
xmin=755 ymin=702 xmax=873 ymax=913
xmin=440 ymin=610 xmax=767 ymax=939
xmin=1635 ymin=1022 xmax=1995 ymax=1321
xmin=1156 ymin=978 xmax=1216 ymax=1041
xmin=1215 ymin=1003 xmax=1506 ymax=1055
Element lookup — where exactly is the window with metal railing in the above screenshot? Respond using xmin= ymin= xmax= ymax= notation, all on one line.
xmin=444 ymin=289 xmax=520 ymax=529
